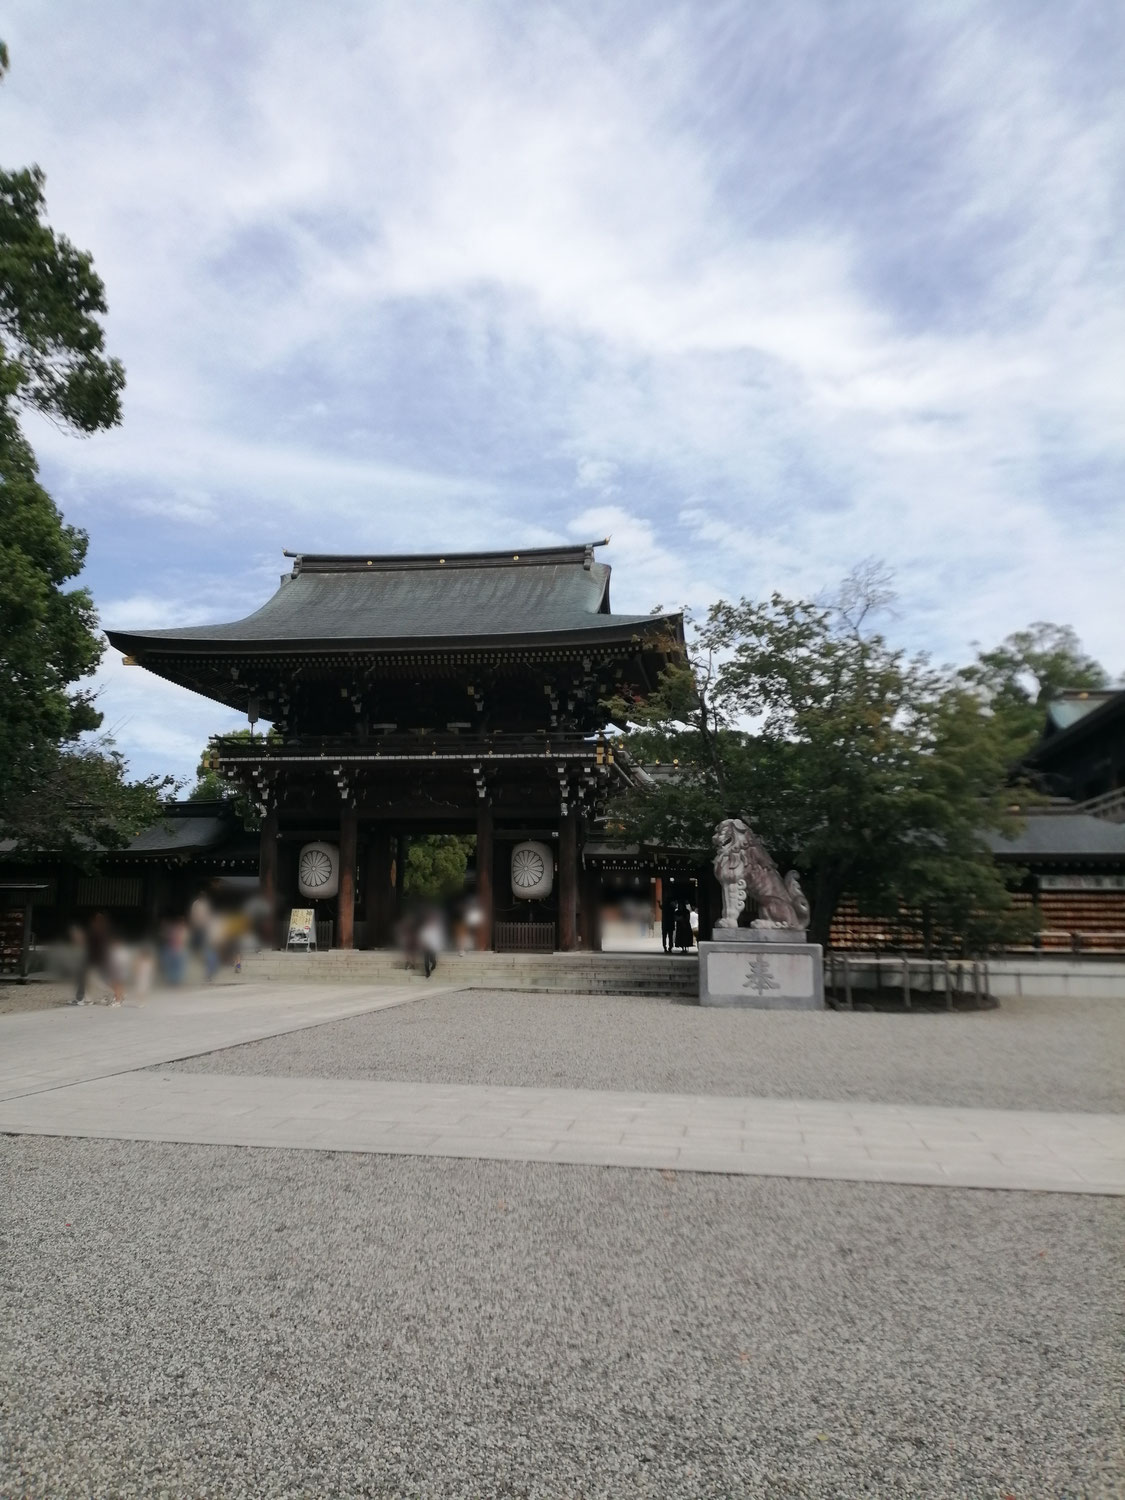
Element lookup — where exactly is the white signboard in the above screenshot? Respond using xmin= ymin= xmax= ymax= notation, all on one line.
xmin=286 ymin=908 xmax=316 ymax=950
xmin=1038 ymin=874 xmax=1125 ymax=892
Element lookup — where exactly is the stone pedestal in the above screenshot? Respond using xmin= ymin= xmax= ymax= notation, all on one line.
xmin=699 ymin=933 xmax=824 ymax=1009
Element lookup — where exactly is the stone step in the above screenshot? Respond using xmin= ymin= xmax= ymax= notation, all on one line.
xmin=235 ymin=950 xmax=699 ymax=997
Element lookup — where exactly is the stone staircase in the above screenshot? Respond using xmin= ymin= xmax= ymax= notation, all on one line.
xmin=236 ymin=948 xmax=700 ymax=999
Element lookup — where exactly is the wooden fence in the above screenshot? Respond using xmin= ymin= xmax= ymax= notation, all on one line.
xmin=494 ymin=921 xmax=556 ymax=953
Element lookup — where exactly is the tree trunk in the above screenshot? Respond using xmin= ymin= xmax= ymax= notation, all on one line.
xmin=808 ymin=867 xmax=845 ymax=950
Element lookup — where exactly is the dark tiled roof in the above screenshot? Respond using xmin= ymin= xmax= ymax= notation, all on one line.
xmin=1045 ymin=693 xmax=1116 ymax=732
xmin=0 ymin=804 xmax=242 ymax=860
xmin=986 ymin=812 xmax=1125 ymax=860
xmin=124 ymin=815 xmax=233 ymax=856
xmin=107 ymin=543 xmax=678 ymax=654
xmin=1027 ymin=689 xmax=1125 ymax=765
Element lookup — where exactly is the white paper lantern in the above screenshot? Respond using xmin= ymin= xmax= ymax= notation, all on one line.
xmin=298 ymin=841 xmax=340 ymax=899
xmin=511 ymin=840 xmax=553 ymax=900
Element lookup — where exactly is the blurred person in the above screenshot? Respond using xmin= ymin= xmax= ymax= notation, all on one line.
xmin=207 ymin=906 xmax=231 ymax=980
xmin=244 ymin=890 xmax=271 ymax=952
xmin=84 ymin=912 xmax=123 ymax=1005
xmin=133 ymin=941 xmax=156 ymax=998
xmin=461 ymin=897 xmax=482 ymax=955
xmin=105 ymin=935 xmax=129 ymax=1006
xmin=419 ymin=908 xmax=445 ymax=979
xmin=189 ymin=887 xmax=214 ymax=977
xmin=69 ymin=920 xmax=89 ymax=1005
xmin=161 ymin=916 xmax=188 ymax=986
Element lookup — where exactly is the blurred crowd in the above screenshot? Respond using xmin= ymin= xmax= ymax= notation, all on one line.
xmin=60 ymin=887 xmax=272 ymax=1006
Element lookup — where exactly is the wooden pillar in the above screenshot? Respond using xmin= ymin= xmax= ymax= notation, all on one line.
xmin=395 ymin=835 xmax=406 ymax=917
xmin=367 ymin=827 xmax=394 ymax=947
xmin=142 ymin=869 xmax=162 ymax=933
xmin=337 ymin=805 xmax=357 ymax=950
xmin=559 ymin=806 xmax=578 ymax=952
xmin=476 ymin=800 xmax=494 ymax=951
xmin=697 ymin=864 xmax=721 ymax=944
xmin=259 ymin=804 xmax=279 ymax=948
xmin=579 ymin=862 xmax=602 ymax=951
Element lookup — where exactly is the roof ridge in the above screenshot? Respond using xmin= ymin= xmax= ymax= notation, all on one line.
xmin=283 ymin=541 xmax=610 ymax=575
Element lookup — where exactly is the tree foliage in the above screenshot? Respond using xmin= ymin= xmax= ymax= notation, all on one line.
xmin=189 ymin=731 xmax=268 ymax=829
xmin=402 ymin=835 xmax=475 ymax=902
xmin=959 ymin=622 xmax=1111 ymax=749
xmin=0 ymin=159 xmax=124 ymax=433
xmin=0 ymin=46 xmax=151 ymax=854
xmin=2 ymin=735 xmax=170 ymax=862
xmin=608 ymin=571 xmax=1053 ymax=953
xmin=0 ymin=424 xmax=100 ymax=802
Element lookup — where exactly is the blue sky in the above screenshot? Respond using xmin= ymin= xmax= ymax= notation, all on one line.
xmin=3 ymin=0 xmax=1123 ymax=784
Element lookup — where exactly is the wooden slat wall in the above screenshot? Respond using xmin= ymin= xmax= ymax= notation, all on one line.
xmin=75 ymin=876 xmax=144 ymax=908
xmin=829 ymin=891 xmax=1125 ymax=953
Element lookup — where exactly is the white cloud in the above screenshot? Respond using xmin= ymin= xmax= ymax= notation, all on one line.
xmin=2 ymin=0 xmax=1121 ymax=775
xmin=88 ymin=649 xmax=245 ymax=786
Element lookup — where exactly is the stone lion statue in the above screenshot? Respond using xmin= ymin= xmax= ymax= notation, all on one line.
xmin=712 ymin=817 xmax=810 ymax=931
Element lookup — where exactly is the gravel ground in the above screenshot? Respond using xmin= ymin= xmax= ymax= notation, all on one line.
xmin=0 ymin=979 xmax=76 ymax=1016
xmin=165 ymin=988 xmax=1125 ymax=1111
xmin=2 ymin=1135 xmax=1122 ymax=1500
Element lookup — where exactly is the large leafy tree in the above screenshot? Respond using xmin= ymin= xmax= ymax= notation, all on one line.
xmin=609 ymin=570 xmax=1034 ymax=953
xmin=0 ymin=46 xmax=123 ymax=433
xmin=0 ymin=43 xmax=161 ymax=853
xmin=402 ymin=835 xmax=475 ymax=902
xmin=959 ymin=622 xmax=1111 ymax=749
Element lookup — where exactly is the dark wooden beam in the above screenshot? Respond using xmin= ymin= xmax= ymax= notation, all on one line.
xmin=559 ymin=806 xmax=578 ymax=952
xmin=337 ymin=805 xmax=357 ymax=950
xmin=366 ymin=827 xmax=395 ymax=948
xmin=476 ymin=799 xmax=494 ymax=951
xmin=259 ymin=804 xmax=279 ymax=948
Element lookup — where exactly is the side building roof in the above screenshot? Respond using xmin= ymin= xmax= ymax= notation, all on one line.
xmin=986 ymin=811 xmax=1125 ymax=863
xmin=106 ymin=542 xmax=681 ymax=657
xmin=1025 ymin=688 xmax=1125 ymax=769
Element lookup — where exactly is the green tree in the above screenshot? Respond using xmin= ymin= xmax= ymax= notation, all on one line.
xmin=0 ymin=425 xmax=100 ymax=802
xmin=1 ymin=735 xmax=169 ymax=859
xmin=402 ymin=835 xmax=475 ymax=902
xmin=959 ymin=622 xmax=1110 ymax=748
xmin=0 ymin=130 xmax=124 ymax=433
xmin=0 ymin=45 xmax=145 ymax=852
xmin=189 ymin=731 xmax=268 ymax=828
xmin=608 ymin=571 xmax=1033 ymax=954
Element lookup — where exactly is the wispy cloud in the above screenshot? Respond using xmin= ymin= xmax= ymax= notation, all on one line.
xmin=3 ymin=0 xmax=1121 ymax=780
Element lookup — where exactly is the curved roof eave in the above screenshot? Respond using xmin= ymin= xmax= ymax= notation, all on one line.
xmin=106 ymin=612 xmax=685 ymax=659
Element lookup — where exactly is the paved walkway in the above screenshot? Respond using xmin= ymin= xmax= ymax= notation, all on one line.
xmin=0 ymin=980 xmax=440 ymax=1100
xmin=2 ymin=1069 xmax=1121 ymax=1192
xmin=1 ymin=982 xmax=1122 ymax=1193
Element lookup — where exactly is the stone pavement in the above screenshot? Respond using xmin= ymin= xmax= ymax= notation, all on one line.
xmin=0 ymin=979 xmax=441 ymax=1100
xmin=1 ymin=982 xmax=1122 ymax=1194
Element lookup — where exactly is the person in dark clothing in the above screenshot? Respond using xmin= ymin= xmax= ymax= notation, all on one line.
xmin=79 ymin=912 xmax=123 ymax=1004
xmin=673 ymin=901 xmax=695 ymax=954
xmin=660 ymin=900 xmax=676 ymax=954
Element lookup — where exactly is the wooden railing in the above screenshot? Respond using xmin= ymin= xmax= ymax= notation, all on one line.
xmin=494 ymin=921 xmax=556 ymax=953
xmin=1008 ymin=929 xmax=1125 ymax=955
xmin=824 ymin=955 xmax=993 ymax=1010
xmin=208 ymin=731 xmax=606 ymax=763
xmin=1076 ymin=788 xmax=1125 ymax=823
